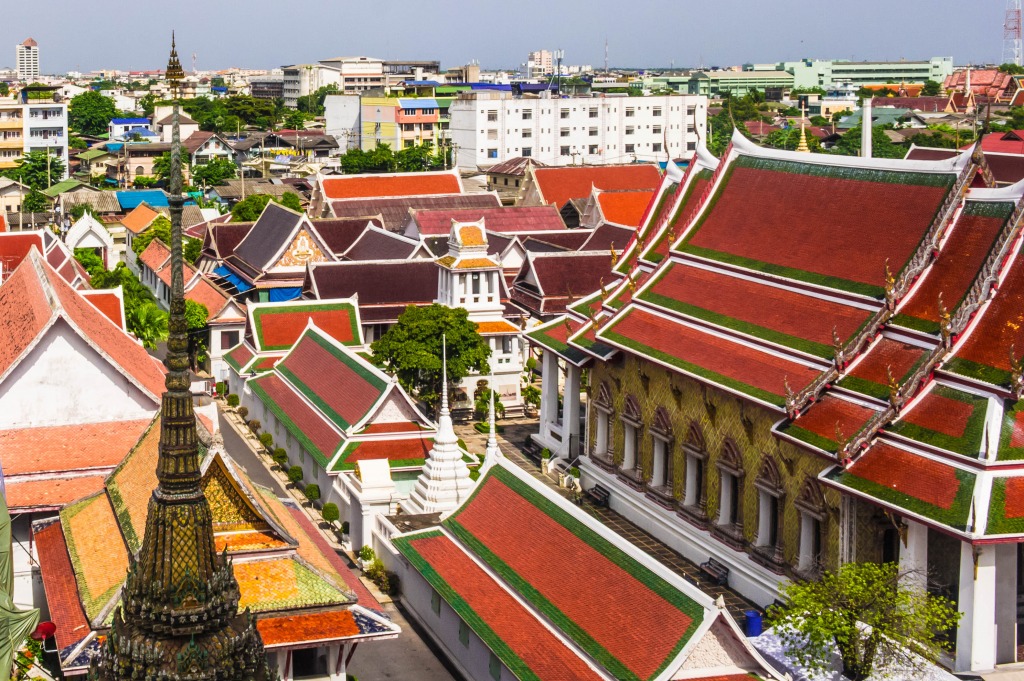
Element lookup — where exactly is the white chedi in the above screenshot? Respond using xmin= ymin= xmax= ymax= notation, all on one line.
xmin=404 ymin=337 xmax=475 ymax=515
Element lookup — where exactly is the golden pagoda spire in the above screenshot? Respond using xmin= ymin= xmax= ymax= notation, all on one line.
xmin=90 ymin=34 xmax=270 ymax=681
xmin=796 ymin=101 xmax=810 ymax=153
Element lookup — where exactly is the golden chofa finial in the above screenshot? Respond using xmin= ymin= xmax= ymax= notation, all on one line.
xmin=165 ymin=32 xmax=185 ymax=94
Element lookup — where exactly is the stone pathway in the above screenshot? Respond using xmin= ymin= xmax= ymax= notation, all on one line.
xmin=454 ymin=418 xmax=760 ymax=625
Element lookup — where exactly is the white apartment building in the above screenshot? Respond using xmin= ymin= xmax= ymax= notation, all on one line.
xmin=317 ymin=56 xmax=386 ymax=93
xmin=15 ymin=38 xmax=39 ymax=81
xmin=0 ymin=97 xmax=69 ymax=179
xmin=281 ymin=63 xmax=342 ymax=109
xmin=449 ymin=91 xmax=708 ymax=170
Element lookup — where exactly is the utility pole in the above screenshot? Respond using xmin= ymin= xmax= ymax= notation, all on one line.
xmin=555 ymin=49 xmax=564 ymax=96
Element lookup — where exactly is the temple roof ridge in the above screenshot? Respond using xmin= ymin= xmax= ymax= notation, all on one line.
xmin=728 ymin=127 xmax=973 ymax=175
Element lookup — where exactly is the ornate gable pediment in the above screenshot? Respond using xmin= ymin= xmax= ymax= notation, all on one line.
xmin=273 ymin=228 xmax=329 ymax=269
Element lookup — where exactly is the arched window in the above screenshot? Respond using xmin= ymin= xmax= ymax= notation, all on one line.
xmin=716 ymin=440 xmax=745 ymax=535
xmin=681 ymin=422 xmax=708 ymax=518
xmin=592 ymin=381 xmax=614 ymax=459
xmin=649 ymin=407 xmax=674 ymax=494
xmin=795 ymin=478 xmax=827 ymax=575
xmin=620 ymin=395 xmax=642 ymax=472
xmin=754 ymin=457 xmax=785 ymax=568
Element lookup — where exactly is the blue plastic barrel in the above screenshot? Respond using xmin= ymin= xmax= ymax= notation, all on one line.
xmin=744 ymin=610 xmax=763 ymax=637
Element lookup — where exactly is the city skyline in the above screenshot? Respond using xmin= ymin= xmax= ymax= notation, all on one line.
xmin=0 ymin=0 xmax=1006 ymax=74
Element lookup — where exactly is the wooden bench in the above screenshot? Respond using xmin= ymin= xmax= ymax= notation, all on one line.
xmin=700 ymin=557 xmax=729 ymax=586
xmin=585 ymin=484 xmax=611 ymax=507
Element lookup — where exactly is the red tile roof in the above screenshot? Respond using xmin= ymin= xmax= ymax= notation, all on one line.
xmin=361 ymin=421 xmax=423 ymax=434
xmin=0 ymin=420 xmax=152 ymax=476
xmin=0 ymin=233 xmax=45 ymax=269
xmin=258 ymin=609 xmax=360 ymax=647
xmin=6 ymin=475 xmax=108 ymax=510
xmin=321 ymin=171 xmax=461 ymax=200
xmin=138 ymin=237 xmax=170 ymax=272
xmin=642 ymin=263 xmax=872 ymax=351
xmin=186 ymin=275 xmax=232 ymax=319
xmin=604 ymin=307 xmax=819 ymax=403
xmin=850 ymin=443 xmax=960 ymax=509
xmin=944 ymin=69 xmax=1016 ymax=99
xmin=0 ymin=255 xmax=57 ymax=378
xmin=533 ymin=164 xmax=661 ymax=208
xmin=343 ymin=437 xmax=431 ymax=464
xmin=285 ymin=507 xmax=379 ymax=609
xmin=847 ymin=338 xmax=926 ymax=386
xmin=404 ymin=533 xmax=605 ymax=681
xmin=793 ymin=395 xmax=876 ymax=443
xmin=278 ymin=332 xmax=385 ymax=429
xmin=683 ymin=158 xmax=954 ymax=289
xmin=956 ymin=245 xmax=1024 ymax=375
xmin=33 ymin=521 xmax=91 ymax=654
xmin=251 ymin=373 xmax=341 ymax=460
xmin=902 ymin=391 xmax=977 ymax=443
xmin=645 ymin=171 xmax=713 ymax=263
xmin=411 ymin=206 xmax=566 ymax=235
xmin=252 ymin=303 xmax=360 ymax=351
xmin=121 ymin=204 xmax=160 ymax=234
xmin=1003 ymin=477 xmax=1024 ymax=519
xmin=899 ymin=204 xmax=1008 ymax=323
xmin=979 ymin=131 xmax=1024 ymax=155
xmin=81 ymin=291 xmax=124 ymax=329
xmin=598 ymin=190 xmax=656 ymax=227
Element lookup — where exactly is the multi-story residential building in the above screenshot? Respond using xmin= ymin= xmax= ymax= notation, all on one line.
xmin=15 ymin=38 xmax=39 ymax=81
xmin=249 ymin=74 xmax=284 ymax=101
xmin=316 ymin=56 xmax=386 ymax=94
xmin=0 ymin=88 xmax=68 ymax=179
xmin=449 ymin=91 xmax=706 ymax=169
xmin=281 ymin=63 xmax=342 ymax=109
xmin=781 ymin=57 xmax=954 ymax=89
xmin=527 ymin=49 xmax=553 ymax=77
xmin=360 ymin=97 xmax=440 ymax=151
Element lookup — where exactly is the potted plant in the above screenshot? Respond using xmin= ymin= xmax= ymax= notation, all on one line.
xmin=358 ymin=544 xmax=376 ymax=571
xmin=522 ymin=384 xmax=541 ymax=417
xmin=540 ymin=448 xmax=552 ymax=474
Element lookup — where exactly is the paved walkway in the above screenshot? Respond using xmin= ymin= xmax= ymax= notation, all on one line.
xmin=454 ymin=418 xmax=759 ymax=624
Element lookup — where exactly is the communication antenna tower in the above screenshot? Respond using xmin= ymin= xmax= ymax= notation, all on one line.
xmin=192 ymin=52 xmax=197 ymax=74
xmin=1005 ymin=0 xmax=1022 ymax=67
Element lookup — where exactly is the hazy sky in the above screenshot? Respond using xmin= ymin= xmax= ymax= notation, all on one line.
xmin=0 ymin=0 xmax=1006 ymax=73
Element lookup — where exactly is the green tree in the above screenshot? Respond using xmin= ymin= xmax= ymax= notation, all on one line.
xmin=185 ymin=299 xmax=209 ymax=367
xmin=0 ymin=83 xmax=8 ymax=97
xmin=152 ymin=152 xmax=172 ymax=180
xmin=22 ymin=190 xmax=49 ymax=213
xmin=830 ymin=124 xmax=907 ymax=159
xmin=68 ymin=135 xmax=88 ymax=150
xmin=230 ymin=191 xmax=302 ymax=222
xmin=133 ymin=176 xmax=158 ymax=188
xmin=999 ymin=62 xmax=1024 ymax=75
xmin=921 ymin=79 xmax=942 ymax=96
xmin=287 ymin=466 xmax=304 ymax=485
xmin=191 ymin=157 xmax=237 ymax=187
xmin=125 ymin=302 xmax=168 ymax=351
xmin=370 ymin=304 xmax=491 ymax=411
xmin=132 ymin=217 xmax=203 ymax=264
xmin=767 ymin=562 xmax=960 ymax=681
xmin=1 ymin=150 xmax=65 ymax=190
xmin=73 ymin=248 xmax=105 ymax=277
xmin=473 ymin=386 xmax=505 ymax=421
xmin=764 ymin=127 xmax=823 ymax=152
xmin=321 ymin=502 xmax=339 ymax=526
xmin=68 ymin=91 xmax=116 ymax=136
xmin=296 ymin=84 xmax=339 ymax=116
xmin=284 ymin=111 xmax=311 ymax=130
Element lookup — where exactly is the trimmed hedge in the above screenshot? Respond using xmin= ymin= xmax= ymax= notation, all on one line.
xmin=226 ymin=394 xmax=240 ymax=407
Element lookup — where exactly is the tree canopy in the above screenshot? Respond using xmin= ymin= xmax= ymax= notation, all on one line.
xmin=191 ymin=157 xmax=237 ymax=187
xmin=767 ymin=562 xmax=959 ymax=681
xmin=370 ymin=304 xmax=491 ymax=410
xmin=297 ymin=84 xmax=339 ymax=116
xmin=160 ymin=95 xmax=283 ymax=133
xmin=84 ymin=260 xmax=168 ymax=350
xmin=999 ymin=62 xmax=1024 ymax=75
xmin=230 ymin=192 xmax=302 ymax=222
xmin=921 ymin=79 xmax=943 ymax=97
xmin=338 ymin=143 xmax=450 ymax=174
xmin=1 ymin=150 xmax=66 ymax=190
xmin=130 ymin=216 xmax=203 ymax=264
xmin=69 ymin=91 xmax=116 ymax=136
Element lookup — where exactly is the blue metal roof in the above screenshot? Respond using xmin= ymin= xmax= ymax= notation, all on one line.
xmin=398 ymin=98 xmax=439 ymax=109
xmin=116 ymin=190 xmax=197 ymax=210
xmin=468 ymin=83 xmax=513 ymax=91
xmin=111 ymin=118 xmax=151 ymax=125
xmin=401 ymin=80 xmax=443 ymax=87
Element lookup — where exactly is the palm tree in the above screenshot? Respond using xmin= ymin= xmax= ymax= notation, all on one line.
xmin=127 ymin=303 xmax=168 ymax=351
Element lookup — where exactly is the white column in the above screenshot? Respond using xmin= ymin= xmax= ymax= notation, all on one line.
xmin=756 ymin=492 xmax=772 ymax=547
xmin=798 ymin=513 xmax=815 ymax=570
xmin=996 ymin=544 xmax=1018 ymax=664
xmin=958 ymin=542 xmax=997 ymax=672
xmin=560 ymin=363 xmax=581 ymax=458
xmin=899 ymin=520 xmax=928 ymax=591
xmin=718 ymin=475 xmax=733 ymax=525
xmin=684 ymin=456 xmax=697 ymax=505
xmin=540 ymin=352 xmax=560 ymax=436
